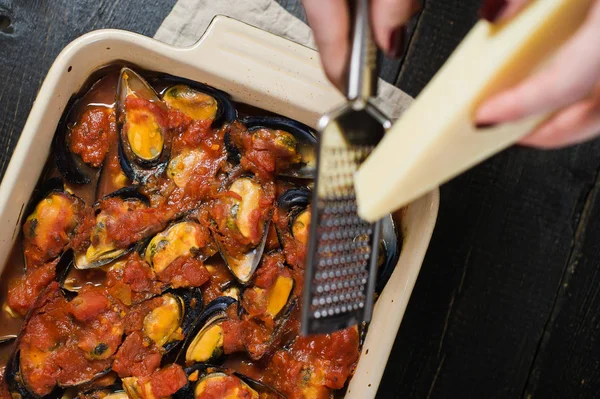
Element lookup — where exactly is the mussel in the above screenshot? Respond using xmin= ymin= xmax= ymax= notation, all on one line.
xmin=74 ymin=187 xmax=150 ymax=269
xmin=22 ymin=178 xmax=91 ymax=269
xmin=240 ymin=280 xmax=297 ymax=360
xmin=276 ymin=187 xmax=311 ymax=246
xmin=117 ymin=68 xmax=170 ymax=183
xmin=0 ymin=335 xmax=16 ymax=345
xmin=161 ymin=80 xmax=237 ymax=126
xmin=242 ymin=275 xmax=294 ymax=320
xmin=144 ymin=219 xmax=217 ymax=275
xmin=5 ymin=284 xmax=119 ymax=399
xmin=374 ymin=214 xmax=402 ymax=293
xmin=5 ymin=352 xmax=66 ymax=399
xmin=226 ymin=116 xmax=317 ymax=179
xmin=212 ymin=177 xmax=272 ymax=285
xmin=166 ymin=148 xmax=208 ymax=188
xmin=78 ymin=383 xmax=128 ymax=399
xmin=174 ymin=365 xmax=285 ymax=399
xmin=142 ymin=288 xmax=203 ymax=352
xmin=121 ymin=364 xmax=187 ymax=399
xmin=54 ymin=74 xmax=118 ymax=185
xmin=179 ymin=296 xmax=237 ymax=365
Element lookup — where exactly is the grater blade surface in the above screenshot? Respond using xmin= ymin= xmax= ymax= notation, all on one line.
xmin=301 ymin=0 xmax=388 ymax=335
xmin=301 ymin=111 xmax=383 ymax=335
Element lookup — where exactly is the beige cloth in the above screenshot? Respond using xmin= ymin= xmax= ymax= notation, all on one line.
xmin=154 ymin=0 xmax=412 ymax=120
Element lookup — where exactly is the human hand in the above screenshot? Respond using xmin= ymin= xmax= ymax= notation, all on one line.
xmin=476 ymin=0 xmax=600 ymax=148
xmin=301 ymin=0 xmax=421 ymax=91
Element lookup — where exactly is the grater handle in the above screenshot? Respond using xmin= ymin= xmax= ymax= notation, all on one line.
xmin=346 ymin=0 xmax=378 ymax=102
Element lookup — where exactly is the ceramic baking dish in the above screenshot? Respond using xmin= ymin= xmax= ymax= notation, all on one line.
xmin=0 ymin=16 xmax=438 ymax=398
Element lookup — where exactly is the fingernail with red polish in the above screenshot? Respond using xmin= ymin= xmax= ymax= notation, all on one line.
xmin=387 ymin=27 xmax=405 ymax=59
xmin=475 ymin=122 xmax=498 ymax=129
xmin=479 ymin=0 xmax=507 ymax=23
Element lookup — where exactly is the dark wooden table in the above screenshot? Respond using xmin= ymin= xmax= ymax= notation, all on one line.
xmin=1 ymin=0 xmax=599 ymax=397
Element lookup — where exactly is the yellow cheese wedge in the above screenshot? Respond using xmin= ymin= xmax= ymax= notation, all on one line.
xmin=355 ymin=0 xmax=594 ymax=222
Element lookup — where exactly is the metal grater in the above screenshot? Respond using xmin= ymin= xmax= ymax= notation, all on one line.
xmin=301 ymin=0 xmax=392 ymax=335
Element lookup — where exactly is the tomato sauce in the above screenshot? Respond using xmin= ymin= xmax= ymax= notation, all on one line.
xmin=0 ymin=67 xmax=363 ymax=399
xmin=70 ymin=107 xmax=115 ymax=168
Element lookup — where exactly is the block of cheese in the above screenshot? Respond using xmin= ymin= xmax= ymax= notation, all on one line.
xmin=355 ymin=0 xmax=593 ymax=222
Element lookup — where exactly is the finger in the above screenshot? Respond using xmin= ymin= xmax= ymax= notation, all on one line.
xmin=498 ymin=0 xmax=530 ymax=21
xmin=519 ymin=86 xmax=600 ymax=148
xmin=480 ymin=0 xmax=529 ymax=23
xmin=302 ymin=0 xmax=349 ymax=90
xmin=476 ymin=2 xmax=600 ymax=125
xmin=370 ymin=0 xmax=421 ymax=58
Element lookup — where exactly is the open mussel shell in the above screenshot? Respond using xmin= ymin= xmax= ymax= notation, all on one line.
xmin=374 ymin=214 xmax=402 ymax=293
xmin=217 ymin=232 xmax=268 ymax=286
xmin=54 ymin=98 xmax=95 ymax=184
xmin=117 ymin=67 xmax=170 ymax=183
xmin=213 ymin=177 xmax=272 ymax=285
xmin=77 ymin=383 xmax=128 ymax=399
xmin=177 ymin=296 xmax=237 ymax=365
xmin=5 ymin=351 xmax=66 ymax=399
xmin=230 ymin=116 xmax=317 ymax=179
xmin=74 ymin=187 xmax=149 ymax=270
xmin=6 ymin=349 xmax=112 ymax=399
xmin=55 ymin=249 xmax=78 ymax=293
xmin=174 ymin=365 xmax=285 ymax=399
xmin=98 ymin=185 xmax=151 ymax=206
xmin=23 ymin=178 xmax=68 ymax=236
xmin=0 ymin=335 xmax=16 ymax=345
xmin=22 ymin=178 xmax=91 ymax=270
xmin=54 ymin=72 xmax=119 ymax=185
xmin=23 ymin=177 xmax=66 ymax=216
xmin=276 ymin=187 xmax=311 ymax=246
xmin=143 ymin=288 xmax=204 ymax=353
xmin=159 ymin=77 xmax=237 ymax=126
xmin=143 ymin=218 xmax=216 ymax=275
xmin=242 ymin=275 xmax=295 ymax=321
xmin=243 ymin=302 xmax=297 ymax=361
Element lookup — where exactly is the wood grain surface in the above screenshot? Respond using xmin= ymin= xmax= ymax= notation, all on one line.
xmin=0 ymin=0 xmax=599 ymax=398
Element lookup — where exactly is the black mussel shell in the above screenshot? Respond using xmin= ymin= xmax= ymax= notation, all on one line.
xmin=117 ymin=68 xmax=170 ymax=184
xmin=55 ymin=249 xmax=79 ymax=295
xmin=5 ymin=351 xmax=65 ymax=399
xmin=215 ymin=224 xmax=269 ymax=286
xmin=78 ymin=382 xmax=127 ymax=399
xmin=277 ymin=187 xmax=311 ymax=210
xmin=233 ymin=116 xmax=317 ymax=179
xmin=241 ymin=275 xmax=295 ymax=322
xmin=175 ymin=296 xmax=237 ymax=365
xmin=0 ymin=335 xmax=16 ymax=345
xmin=74 ymin=187 xmax=150 ymax=270
xmin=242 ymin=298 xmax=297 ymax=361
xmin=375 ymin=214 xmax=402 ymax=293
xmin=142 ymin=288 xmax=204 ymax=355
xmin=174 ymin=365 xmax=286 ymax=399
xmin=96 ymin=185 xmax=151 ymax=207
xmin=158 ymin=77 xmax=237 ymax=127
xmin=276 ymin=187 xmax=311 ymax=246
xmin=212 ymin=177 xmax=272 ymax=285
xmin=142 ymin=218 xmax=217 ymax=276
xmin=22 ymin=180 xmax=90 ymax=271
xmin=6 ymin=348 xmax=112 ymax=399
xmin=22 ymin=177 xmax=66 ymax=224
xmin=53 ymin=99 xmax=96 ymax=185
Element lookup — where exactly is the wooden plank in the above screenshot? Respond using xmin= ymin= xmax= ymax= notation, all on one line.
xmin=523 ymin=164 xmax=600 ymax=398
xmin=0 ymin=0 xmax=177 ymax=181
xmin=396 ymin=0 xmax=482 ymax=97
xmin=376 ymin=0 xmax=600 ymax=397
